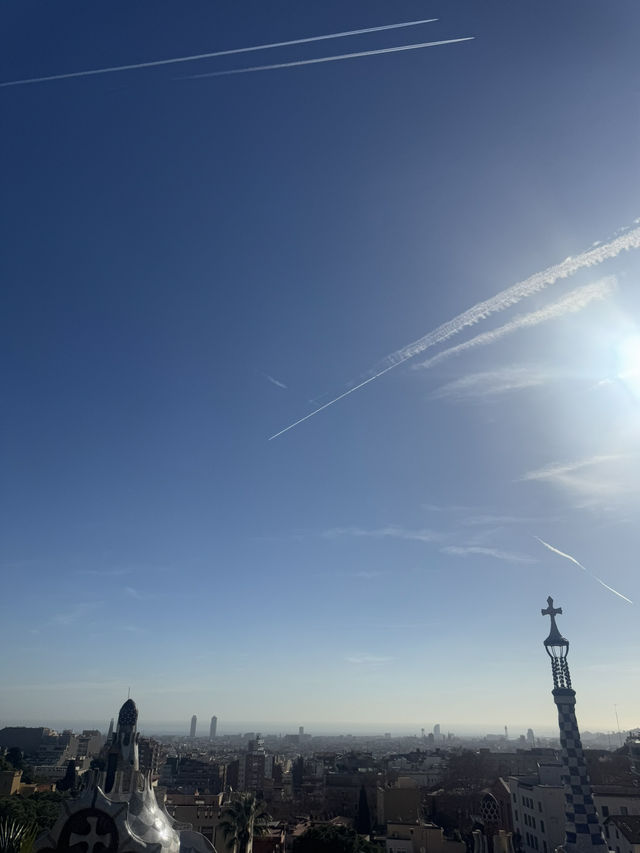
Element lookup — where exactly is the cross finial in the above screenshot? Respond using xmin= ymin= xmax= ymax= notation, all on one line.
xmin=542 ymin=596 xmax=563 ymax=638
xmin=541 ymin=595 xmax=569 ymax=650
xmin=541 ymin=596 xmax=562 ymax=620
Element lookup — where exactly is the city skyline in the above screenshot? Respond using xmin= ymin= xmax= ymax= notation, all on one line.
xmin=0 ymin=712 xmax=632 ymax=742
xmin=2 ymin=1 xmax=639 ymax=729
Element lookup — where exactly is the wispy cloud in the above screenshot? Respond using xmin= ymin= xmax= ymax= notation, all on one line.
xmin=76 ymin=567 xmax=131 ymax=577
xmin=423 ymin=504 xmax=544 ymax=526
xmin=124 ymin=586 xmax=146 ymax=600
xmin=422 ymin=504 xmax=548 ymax=528
xmin=461 ymin=513 xmax=545 ymax=526
xmin=416 ymin=277 xmax=616 ymax=370
xmin=534 ymin=536 xmax=632 ymax=604
xmin=265 ymin=374 xmax=288 ymax=390
xmin=324 ymin=525 xmax=439 ymax=543
xmin=522 ymin=455 xmax=625 ymax=483
xmin=441 ymin=545 xmax=536 ymax=563
xmin=269 ymin=224 xmax=640 ymax=438
xmin=354 ymin=569 xmax=387 ymax=579
xmin=0 ymin=18 xmax=440 ymax=87
xmin=431 ymin=365 xmax=552 ymax=401
xmin=49 ymin=602 xmax=99 ymax=626
xmin=423 ymin=503 xmax=473 ymax=514
xmin=521 ymin=454 xmax=637 ymax=508
xmin=345 ymin=654 xmax=394 ymax=664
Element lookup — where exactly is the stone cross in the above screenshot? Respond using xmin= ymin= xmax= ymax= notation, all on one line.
xmin=69 ymin=816 xmax=112 ymax=853
xmin=541 ymin=596 xmax=562 ymax=634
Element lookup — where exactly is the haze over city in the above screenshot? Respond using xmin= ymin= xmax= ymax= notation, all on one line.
xmin=2 ymin=0 xmax=640 ymax=742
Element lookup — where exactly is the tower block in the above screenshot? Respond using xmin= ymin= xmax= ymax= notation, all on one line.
xmin=541 ymin=598 xmax=607 ymax=853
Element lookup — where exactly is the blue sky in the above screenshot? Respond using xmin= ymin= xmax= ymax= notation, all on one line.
xmin=2 ymin=0 xmax=640 ymax=736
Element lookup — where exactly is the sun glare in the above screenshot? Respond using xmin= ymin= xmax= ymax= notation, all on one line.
xmin=617 ymin=335 xmax=640 ymax=380
xmin=614 ymin=334 xmax=640 ymax=398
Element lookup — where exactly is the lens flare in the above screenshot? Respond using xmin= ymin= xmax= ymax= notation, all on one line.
xmin=616 ymin=334 xmax=640 ymax=391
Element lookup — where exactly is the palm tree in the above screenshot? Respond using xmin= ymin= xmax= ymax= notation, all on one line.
xmin=218 ymin=794 xmax=271 ymax=853
xmin=0 ymin=819 xmax=36 ymax=853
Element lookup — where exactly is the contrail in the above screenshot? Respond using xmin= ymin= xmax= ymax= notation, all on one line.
xmin=415 ymin=277 xmax=616 ymax=370
xmin=0 ymin=18 xmax=439 ymax=88
xmin=269 ymin=363 xmax=401 ymax=440
xmin=535 ymin=536 xmax=633 ymax=604
xmin=265 ymin=374 xmax=288 ymax=390
xmin=269 ymin=223 xmax=640 ymax=440
xmin=182 ymin=37 xmax=475 ymax=80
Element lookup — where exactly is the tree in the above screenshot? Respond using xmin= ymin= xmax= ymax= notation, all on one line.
xmin=218 ymin=794 xmax=271 ymax=853
xmin=0 ymin=792 xmax=66 ymax=835
xmin=292 ymin=824 xmax=380 ymax=853
xmin=355 ymin=786 xmax=371 ymax=836
xmin=4 ymin=752 xmax=24 ymax=773
xmin=2 ymin=752 xmax=33 ymax=785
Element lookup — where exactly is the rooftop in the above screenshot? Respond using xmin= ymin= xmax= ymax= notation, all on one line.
xmin=593 ymin=786 xmax=640 ymax=797
xmin=605 ymin=815 xmax=640 ymax=844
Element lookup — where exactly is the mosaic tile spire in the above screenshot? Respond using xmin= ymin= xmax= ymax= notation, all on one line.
xmin=541 ymin=597 xmax=607 ymax=853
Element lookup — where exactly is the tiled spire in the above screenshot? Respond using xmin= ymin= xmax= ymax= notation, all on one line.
xmin=541 ymin=598 xmax=607 ymax=853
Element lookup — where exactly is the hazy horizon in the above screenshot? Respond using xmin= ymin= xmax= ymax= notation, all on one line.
xmin=0 ymin=714 xmax=631 ymax=741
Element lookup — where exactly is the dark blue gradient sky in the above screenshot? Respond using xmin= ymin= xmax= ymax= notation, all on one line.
xmin=2 ymin=0 xmax=640 ymax=732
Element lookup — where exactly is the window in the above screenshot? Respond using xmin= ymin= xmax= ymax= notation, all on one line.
xmin=602 ymin=806 xmax=610 ymax=817
xmin=540 ymin=820 xmax=545 ymax=833
xmin=543 ymin=842 xmax=548 ymax=853
xmin=538 ymin=802 xmax=542 ymax=812
xmin=620 ymin=807 xmax=628 ymax=816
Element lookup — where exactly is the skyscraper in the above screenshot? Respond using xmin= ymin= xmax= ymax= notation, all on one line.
xmin=541 ymin=597 xmax=606 ymax=853
xmin=190 ymin=715 xmax=197 ymax=738
xmin=209 ymin=715 xmax=217 ymax=739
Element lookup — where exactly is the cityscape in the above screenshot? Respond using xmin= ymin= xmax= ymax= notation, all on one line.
xmin=1 ymin=601 xmax=639 ymax=852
